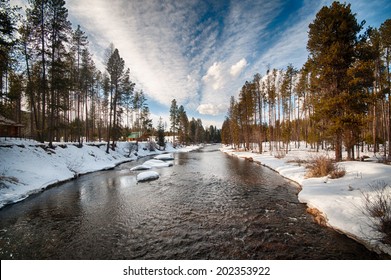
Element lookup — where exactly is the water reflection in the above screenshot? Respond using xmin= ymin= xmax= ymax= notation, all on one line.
xmin=0 ymin=146 xmax=386 ymax=259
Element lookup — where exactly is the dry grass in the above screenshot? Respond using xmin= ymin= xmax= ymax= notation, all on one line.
xmin=305 ymin=155 xmax=345 ymax=179
xmin=329 ymin=164 xmax=346 ymax=179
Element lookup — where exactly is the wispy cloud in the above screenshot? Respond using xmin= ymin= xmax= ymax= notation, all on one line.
xmin=52 ymin=0 xmax=391 ymax=126
xmin=196 ymin=0 xmax=283 ymax=115
xmin=248 ymin=0 xmax=324 ymax=74
xmin=66 ymin=0 xmax=284 ymax=119
xmin=68 ymin=0 xmax=202 ymax=106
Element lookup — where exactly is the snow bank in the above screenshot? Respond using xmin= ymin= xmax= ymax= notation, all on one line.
xmin=136 ymin=171 xmax=160 ymax=182
xmin=0 ymin=138 xmax=201 ymax=208
xmin=221 ymin=145 xmax=391 ymax=256
xmin=0 ymin=140 xmax=134 ymax=208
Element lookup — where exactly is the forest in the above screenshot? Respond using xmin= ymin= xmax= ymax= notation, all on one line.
xmin=221 ymin=2 xmax=391 ymax=162
xmin=0 ymin=0 xmax=220 ymax=151
xmin=1 ymin=1 xmax=391 ymax=159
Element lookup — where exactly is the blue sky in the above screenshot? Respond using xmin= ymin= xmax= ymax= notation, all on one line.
xmin=13 ymin=0 xmax=391 ymax=128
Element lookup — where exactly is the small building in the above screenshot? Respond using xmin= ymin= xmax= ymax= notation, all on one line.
xmin=127 ymin=132 xmax=151 ymax=142
xmin=0 ymin=114 xmax=23 ymax=137
xmin=127 ymin=132 xmax=142 ymax=141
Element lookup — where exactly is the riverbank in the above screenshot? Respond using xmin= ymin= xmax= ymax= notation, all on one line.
xmin=0 ymin=138 xmax=199 ymax=209
xmin=220 ymin=144 xmax=391 ymax=256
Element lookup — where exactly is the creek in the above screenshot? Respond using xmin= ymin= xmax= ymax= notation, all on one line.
xmin=0 ymin=145 xmax=382 ymax=259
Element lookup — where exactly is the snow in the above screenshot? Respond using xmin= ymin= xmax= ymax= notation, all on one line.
xmin=136 ymin=171 xmax=160 ymax=182
xmin=175 ymin=145 xmax=202 ymax=153
xmin=0 ymin=138 xmax=200 ymax=209
xmin=130 ymin=165 xmax=151 ymax=171
xmin=143 ymin=159 xmax=173 ymax=168
xmin=130 ymin=159 xmax=173 ymax=171
xmin=154 ymin=153 xmax=175 ymax=160
xmin=221 ymin=144 xmax=391 ymax=256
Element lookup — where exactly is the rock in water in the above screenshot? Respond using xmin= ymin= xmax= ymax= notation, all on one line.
xmin=136 ymin=171 xmax=159 ymax=182
xmin=154 ymin=154 xmax=174 ymax=160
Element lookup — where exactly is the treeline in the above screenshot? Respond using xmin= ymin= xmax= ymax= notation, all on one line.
xmin=222 ymin=2 xmax=391 ymax=162
xmin=168 ymin=99 xmax=221 ymax=146
xmin=0 ymin=0 xmax=153 ymax=151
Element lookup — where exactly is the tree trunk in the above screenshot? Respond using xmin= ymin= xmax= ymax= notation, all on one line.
xmin=335 ymin=131 xmax=343 ymax=162
xmin=40 ymin=0 xmax=46 ymax=142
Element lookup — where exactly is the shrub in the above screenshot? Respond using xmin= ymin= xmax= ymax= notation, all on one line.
xmin=329 ymin=164 xmax=346 ymax=179
xmin=305 ymin=155 xmax=346 ymax=179
xmin=362 ymin=181 xmax=391 ymax=245
xmin=306 ymin=156 xmax=332 ymax=177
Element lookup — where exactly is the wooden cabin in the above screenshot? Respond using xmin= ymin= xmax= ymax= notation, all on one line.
xmin=0 ymin=115 xmax=23 ymax=137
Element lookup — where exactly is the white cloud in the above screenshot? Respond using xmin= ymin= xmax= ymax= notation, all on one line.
xmin=230 ymin=58 xmax=248 ymax=77
xmin=202 ymin=62 xmax=224 ymax=90
xmin=63 ymin=0 xmax=344 ymax=124
xmin=197 ymin=103 xmax=227 ymax=116
xmin=64 ymin=0 xmax=286 ymax=122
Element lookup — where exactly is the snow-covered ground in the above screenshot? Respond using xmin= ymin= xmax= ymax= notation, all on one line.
xmin=221 ymin=143 xmax=391 ymax=256
xmin=0 ymin=138 xmax=199 ymax=209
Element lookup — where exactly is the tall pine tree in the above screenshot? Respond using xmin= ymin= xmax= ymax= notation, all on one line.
xmin=106 ymin=48 xmax=125 ymax=152
xmin=307 ymin=1 xmax=362 ymax=161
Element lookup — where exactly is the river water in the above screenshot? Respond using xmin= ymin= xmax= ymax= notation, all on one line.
xmin=0 ymin=145 xmax=385 ymax=259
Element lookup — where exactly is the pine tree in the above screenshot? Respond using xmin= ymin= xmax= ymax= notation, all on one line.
xmin=169 ymin=99 xmax=178 ymax=144
xmin=0 ymin=0 xmax=20 ymax=107
xmin=221 ymin=117 xmax=232 ymax=145
xmin=139 ymin=97 xmax=152 ymax=134
xmin=177 ymin=105 xmax=188 ymax=144
xmin=295 ymin=65 xmax=311 ymax=147
xmin=133 ymin=90 xmax=148 ymax=132
xmin=156 ymin=116 xmax=165 ymax=149
xmin=25 ymin=0 xmax=50 ymax=141
xmin=307 ymin=1 xmax=362 ymax=161
xmin=238 ymin=81 xmax=254 ymax=150
xmin=380 ymin=19 xmax=391 ymax=159
xmin=106 ymin=48 xmax=125 ymax=152
xmin=253 ymin=73 xmax=264 ymax=153
xmin=47 ymin=0 xmax=72 ymax=146
xmin=72 ymin=24 xmax=88 ymax=145
xmin=121 ymin=68 xmax=135 ymax=129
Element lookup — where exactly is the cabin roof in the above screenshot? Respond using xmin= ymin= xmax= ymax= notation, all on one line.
xmin=0 ymin=115 xmax=23 ymax=126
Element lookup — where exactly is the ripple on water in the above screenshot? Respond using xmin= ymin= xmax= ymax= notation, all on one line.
xmin=0 ymin=148 xmax=387 ymax=259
